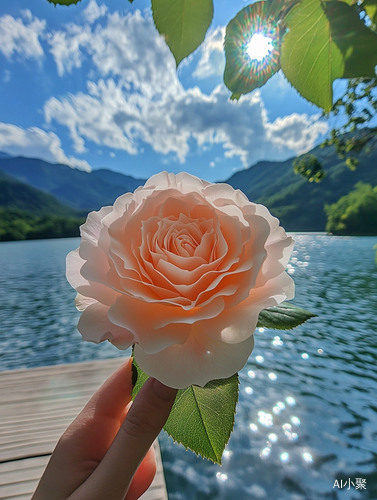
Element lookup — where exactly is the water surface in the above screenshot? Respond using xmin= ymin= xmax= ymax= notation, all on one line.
xmin=0 ymin=236 xmax=376 ymax=499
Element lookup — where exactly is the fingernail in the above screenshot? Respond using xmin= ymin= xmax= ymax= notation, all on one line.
xmin=131 ymin=363 xmax=138 ymax=387
xmin=152 ymin=379 xmax=177 ymax=401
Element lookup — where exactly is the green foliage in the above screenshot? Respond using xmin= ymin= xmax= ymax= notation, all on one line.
xmin=132 ymin=357 xmax=239 ymax=464
xmin=0 ymin=208 xmax=84 ymax=242
xmin=152 ymin=0 xmax=213 ymax=67
xmin=0 ymin=172 xmax=81 ymax=217
xmin=325 ymin=182 xmax=377 ymax=235
xmin=281 ymin=0 xmax=377 ymax=111
xmin=224 ymin=2 xmax=281 ymax=99
xmin=257 ymin=302 xmax=317 ymax=330
xmin=293 ymin=155 xmax=326 ymax=183
xmin=364 ymin=0 xmax=377 ymax=25
xmin=47 ymin=0 xmax=81 ymax=5
xmin=322 ymin=79 xmax=377 ymax=168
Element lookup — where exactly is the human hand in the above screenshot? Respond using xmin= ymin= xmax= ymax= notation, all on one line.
xmin=31 ymin=358 xmax=177 ymax=500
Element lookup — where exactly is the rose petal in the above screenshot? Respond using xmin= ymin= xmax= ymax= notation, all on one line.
xmin=204 ymin=271 xmax=294 ymax=344
xmin=77 ymin=301 xmax=134 ymax=349
xmin=66 ymin=249 xmax=88 ymax=289
xmin=108 ymin=295 xmax=192 ymax=353
xmin=108 ymin=293 xmax=227 ymax=352
xmin=79 ymin=206 xmax=113 ymax=260
xmin=75 ymin=293 xmax=97 ymax=312
xmin=134 ymin=325 xmax=255 ymax=389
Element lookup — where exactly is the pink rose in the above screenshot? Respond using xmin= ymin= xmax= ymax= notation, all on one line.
xmin=66 ymin=172 xmax=294 ymax=389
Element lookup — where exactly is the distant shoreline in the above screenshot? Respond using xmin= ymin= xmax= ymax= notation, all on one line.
xmin=2 ymin=232 xmax=377 ymax=244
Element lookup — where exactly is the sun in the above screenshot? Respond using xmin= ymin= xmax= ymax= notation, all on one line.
xmin=246 ymin=33 xmax=273 ymax=61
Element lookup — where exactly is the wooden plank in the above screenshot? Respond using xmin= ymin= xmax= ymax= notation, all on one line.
xmin=0 ymin=359 xmax=168 ymax=500
xmin=0 ymin=441 xmax=166 ymax=500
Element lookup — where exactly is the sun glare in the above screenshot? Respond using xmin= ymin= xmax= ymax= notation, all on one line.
xmin=246 ymin=33 xmax=273 ymax=61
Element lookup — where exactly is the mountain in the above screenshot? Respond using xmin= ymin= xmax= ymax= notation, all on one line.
xmin=225 ymin=144 xmax=377 ymax=231
xmin=1 ymin=143 xmax=377 ymax=231
xmin=0 ymin=157 xmax=145 ymax=211
xmin=0 ymin=152 xmax=12 ymax=160
xmin=91 ymin=168 xmax=143 ymax=193
xmin=0 ymin=170 xmax=81 ymax=217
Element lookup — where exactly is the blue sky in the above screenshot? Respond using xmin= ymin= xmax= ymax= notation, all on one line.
xmin=0 ymin=0 xmax=331 ymax=182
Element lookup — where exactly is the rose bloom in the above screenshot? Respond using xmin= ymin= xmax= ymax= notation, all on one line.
xmin=66 ymin=172 xmax=294 ymax=389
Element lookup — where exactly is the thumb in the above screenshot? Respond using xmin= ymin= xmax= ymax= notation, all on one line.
xmin=71 ymin=377 xmax=177 ymax=500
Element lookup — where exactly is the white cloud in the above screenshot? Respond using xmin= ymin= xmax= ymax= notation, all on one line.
xmin=0 ymin=10 xmax=45 ymax=60
xmin=0 ymin=123 xmax=91 ymax=171
xmin=47 ymin=23 xmax=92 ymax=77
xmin=193 ymin=27 xmax=225 ymax=79
xmin=47 ymin=9 xmax=177 ymax=96
xmin=82 ymin=0 xmax=108 ymax=24
xmin=44 ymin=9 xmax=327 ymax=169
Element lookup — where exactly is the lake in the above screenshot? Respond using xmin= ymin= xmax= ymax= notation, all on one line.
xmin=0 ymin=235 xmax=377 ymax=499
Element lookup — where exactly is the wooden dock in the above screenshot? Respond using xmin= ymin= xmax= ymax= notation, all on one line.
xmin=0 ymin=358 xmax=168 ymax=500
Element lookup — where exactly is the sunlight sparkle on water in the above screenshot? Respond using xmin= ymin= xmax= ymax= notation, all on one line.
xmin=216 ymin=472 xmax=228 ymax=482
xmin=272 ymin=336 xmax=283 ymax=346
xmin=260 ymin=447 xmax=271 ymax=459
xmin=291 ymin=416 xmax=301 ymax=426
xmin=302 ymin=452 xmax=313 ymax=463
xmin=258 ymin=411 xmax=273 ymax=427
xmin=268 ymin=433 xmax=278 ymax=443
xmin=246 ymin=33 xmax=273 ymax=61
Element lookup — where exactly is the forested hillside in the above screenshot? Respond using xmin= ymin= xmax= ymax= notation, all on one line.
xmin=0 ymin=170 xmax=82 ymax=217
xmin=325 ymin=183 xmax=377 ymax=235
xmin=226 ymin=144 xmax=377 ymax=231
xmin=0 ymin=157 xmax=145 ymax=211
xmin=0 ymin=170 xmax=85 ymax=241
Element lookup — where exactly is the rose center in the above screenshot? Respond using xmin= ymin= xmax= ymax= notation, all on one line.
xmin=176 ymin=234 xmax=196 ymax=257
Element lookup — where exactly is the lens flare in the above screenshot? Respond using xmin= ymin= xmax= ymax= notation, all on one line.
xmin=246 ymin=33 xmax=273 ymax=61
xmin=224 ymin=2 xmax=280 ymax=96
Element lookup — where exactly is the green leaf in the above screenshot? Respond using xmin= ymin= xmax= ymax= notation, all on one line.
xmin=47 ymin=0 xmax=81 ymax=5
xmin=257 ymin=302 xmax=316 ymax=330
xmin=281 ymin=0 xmax=377 ymax=112
xmin=224 ymin=2 xmax=281 ymax=97
xmin=363 ymin=0 xmax=377 ymax=25
xmin=323 ymin=1 xmax=377 ymax=78
xmin=152 ymin=0 xmax=213 ymax=67
xmin=132 ymin=357 xmax=239 ymax=464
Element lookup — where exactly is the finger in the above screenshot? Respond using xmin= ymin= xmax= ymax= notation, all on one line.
xmin=70 ymin=377 xmax=177 ymax=500
xmin=125 ymin=446 xmax=156 ymax=500
xmin=32 ymin=358 xmax=133 ymax=500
